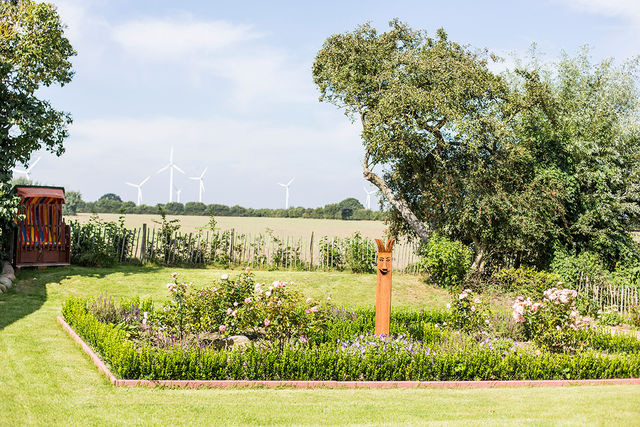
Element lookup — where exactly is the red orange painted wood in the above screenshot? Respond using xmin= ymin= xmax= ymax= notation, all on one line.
xmin=374 ymin=238 xmax=394 ymax=336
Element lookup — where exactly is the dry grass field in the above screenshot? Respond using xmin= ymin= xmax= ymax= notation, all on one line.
xmin=68 ymin=213 xmax=389 ymax=240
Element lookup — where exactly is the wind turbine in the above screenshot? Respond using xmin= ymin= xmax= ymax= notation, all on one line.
xmin=156 ymin=147 xmax=185 ymax=202
xmin=278 ymin=177 xmax=294 ymax=209
xmin=125 ymin=176 xmax=151 ymax=206
xmin=363 ymin=186 xmax=376 ymax=210
xmin=189 ymin=167 xmax=207 ymax=203
xmin=174 ymin=185 xmax=182 ymax=203
xmin=12 ymin=156 xmax=41 ymax=181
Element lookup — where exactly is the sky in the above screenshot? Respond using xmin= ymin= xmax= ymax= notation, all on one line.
xmin=17 ymin=0 xmax=640 ymax=209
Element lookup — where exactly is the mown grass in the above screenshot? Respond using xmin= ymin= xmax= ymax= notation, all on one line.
xmin=1 ymin=265 xmax=639 ymax=425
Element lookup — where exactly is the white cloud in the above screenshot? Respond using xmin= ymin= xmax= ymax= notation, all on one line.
xmin=559 ymin=0 xmax=640 ymax=24
xmin=112 ymin=17 xmax=262 ymax=60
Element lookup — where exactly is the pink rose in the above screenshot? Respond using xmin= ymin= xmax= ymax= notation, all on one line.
xmin=244 ymin=298 xmax=251 ymax=304
xmin=264 ymin=318 xmax=271 ymax=327
xmin=219 ymin=325 xmax=226 ymax=333
xmin=306 ymin=297 xmax=313 ymax=304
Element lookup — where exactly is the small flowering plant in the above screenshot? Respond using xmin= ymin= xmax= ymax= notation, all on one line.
xmin=448 ymin=288 xmax=490 ymax=333
xmin=337 ymin=333 xmax=435 ymax=359
xmin=512 ymin=287 xmax=587 ymax=353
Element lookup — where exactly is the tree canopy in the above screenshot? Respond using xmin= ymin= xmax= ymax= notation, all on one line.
xmin=0 ymin=0 xmax=74 ymax=251
xmin=313 ymin=20 xmax=640 ymax=272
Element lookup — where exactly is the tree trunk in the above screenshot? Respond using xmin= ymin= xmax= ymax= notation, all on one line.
xmin=470 ymin=239 xmax=486 ymax=275
xmin=363 ymin=151 xmax=431 ymax=243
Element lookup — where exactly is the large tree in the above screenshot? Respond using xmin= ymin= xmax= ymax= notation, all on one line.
xmin=313 ymin=21 xmax=640 ymax=272
xmin=0 ymin=0 xmax=75 ymax=248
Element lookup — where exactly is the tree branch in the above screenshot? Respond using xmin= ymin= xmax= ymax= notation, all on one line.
xmin=363 ymin=151 xmax=431 ymax=242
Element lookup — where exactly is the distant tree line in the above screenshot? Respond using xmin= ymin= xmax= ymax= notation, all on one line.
xmin=62 ymin=192 xmax=386 ymax=221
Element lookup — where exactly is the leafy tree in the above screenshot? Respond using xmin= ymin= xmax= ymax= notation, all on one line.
xmin=313 ymin=21 xmax=640 ymax=272
xmin=98 ymin=193 xmax=122 ymax=202
xmin=0 ymin=0 xmax=74 ymax=249
xmin=10 ymin=176 xmax=37 ymax=186
xmin=184 ymin=202 xmax=207 ymax=215
xmin=62 ymin=190 xmax=83 ymax=216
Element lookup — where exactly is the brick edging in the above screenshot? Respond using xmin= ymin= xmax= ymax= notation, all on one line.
xmin=57 ymin=316 xmax=640 ymax=389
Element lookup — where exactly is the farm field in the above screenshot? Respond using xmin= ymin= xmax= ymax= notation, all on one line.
xmin=68 ymin=213 xmax=389 ymax=240
xmin=1 ymin=266 xmax=639 ymax=425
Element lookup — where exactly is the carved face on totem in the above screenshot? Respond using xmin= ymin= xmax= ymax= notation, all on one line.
xmin=375 ymin=238 xmax=395 ymax=275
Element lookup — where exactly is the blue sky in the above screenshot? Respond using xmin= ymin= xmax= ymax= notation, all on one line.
xmin=22 ymin=0 xmax=640 ymax=208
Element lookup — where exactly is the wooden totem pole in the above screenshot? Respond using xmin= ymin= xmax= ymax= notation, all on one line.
xmin=374 ymin=238 xmax=395 ymax=336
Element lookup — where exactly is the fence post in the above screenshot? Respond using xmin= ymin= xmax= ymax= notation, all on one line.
xmin=309 ymin=232 xmax=314 ymax=270
xmin=141 ymin=224 xmax=147 ymax=263
xmin=229 ymin=229 xmax=235 ymax=264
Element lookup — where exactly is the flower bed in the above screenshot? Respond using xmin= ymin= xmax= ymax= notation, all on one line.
xmin=61 ymin=273 xmax=640 ymax=382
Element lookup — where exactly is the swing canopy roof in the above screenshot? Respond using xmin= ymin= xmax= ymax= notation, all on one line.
xmin=14 ymin=185 xmax=66 ymax=204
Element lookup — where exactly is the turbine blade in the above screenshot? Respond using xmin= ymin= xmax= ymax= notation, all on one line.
xmin=125 ymin=182 xmax=138 ymax=188
xmin=189 ymin=177 xmax=200 ymax=181
xmin=157 ymin=164 xmax=170 ymax=173
xmin=200 ymin=167 xmax=208 ymax=178
xmin=200 ymin=182 xmax=205 ymax=192
xmin=169 ymin=146 xmax=174 ymax=162
xmin=27 ymin=156 xmax=41 ymax=171
xmin=287 ymin=177 xmax=295 ymax=186
xmin=173 ymin=164 xmax=186 ymax=174
xmin=140 ymin=176 xmax=151 ymax=186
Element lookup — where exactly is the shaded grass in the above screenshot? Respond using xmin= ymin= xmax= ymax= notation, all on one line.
xmin=1 ymin=265 xmax=639 ymax=425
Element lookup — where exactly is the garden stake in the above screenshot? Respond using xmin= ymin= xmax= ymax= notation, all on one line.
xmin=374 ymin=238 xmax=395 ymax=336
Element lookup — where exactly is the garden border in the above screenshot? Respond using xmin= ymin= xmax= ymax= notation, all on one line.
xmin=57 ymin=316 xmax=640 ymax=389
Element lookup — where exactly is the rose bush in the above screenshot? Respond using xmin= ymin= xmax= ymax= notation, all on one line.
xmin=448 ymin=288 xmax=490 ymax=333
xmin=512 ymin=287 xmax=588 ymax=352
xmin=158 ymin=270 xmax=330 ymax=344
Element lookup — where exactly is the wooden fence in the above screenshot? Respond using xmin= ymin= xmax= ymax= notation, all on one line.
xmin=70 ymin=222 xmax=423 ymax=272
xmin=576 ymin=273 xmax=639 ymax=314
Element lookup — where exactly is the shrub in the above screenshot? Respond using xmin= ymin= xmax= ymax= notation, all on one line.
xmin=418 ymin=234 xmax=472 ymax=289
xmin=447 ymin=288 xmax=490 ymax=333
xmin=69 ymin=214 xmax=135 ymax=267
xmin=550 ymin=251 xmax=608 ymax=288
xmin=629 ymin=305 xmax=640 ymax=328
xmin=157 ymin=271 xmax=330 ymax=344
xmin=512 ymin=288 xmax=587 ymax=353
xmin=344 ymin=232 xmax=376 ymax=273
xmin=597 ymin=306 xmax=625 ymax=326
xmin=492 ymin=266 xmax=563 ymax=298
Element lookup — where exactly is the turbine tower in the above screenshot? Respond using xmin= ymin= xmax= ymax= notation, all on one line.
xmin=156 ymin=147 xmax=185 ymax=202
xmin=125 ymin=176 xmax=151 ymax=206
xmin=12 ymin=156 xmax=41 ymax=181
xmin=189 ymin=167 xmax=207 ymax=203
xmin=278 ymin=177 xmax=294 ymax=209
xmin=363 ymin=186 xmax=376 ymax=210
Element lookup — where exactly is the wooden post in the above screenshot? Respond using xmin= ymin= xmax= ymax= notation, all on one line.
xmin=309 ymin=232 xmax=314 ymax=270
xmin=141 ymin=224 xmax=147 ymax=263
xmin=374 ymin=238 xmax=395 ymax=336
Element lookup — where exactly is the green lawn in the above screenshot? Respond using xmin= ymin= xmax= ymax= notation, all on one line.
xmin=1 ymin=265 xmax=639 ymax=425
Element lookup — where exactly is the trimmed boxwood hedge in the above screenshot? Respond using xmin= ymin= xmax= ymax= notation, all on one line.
xmin=62 ymin=298 xmax=640 ymax=381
